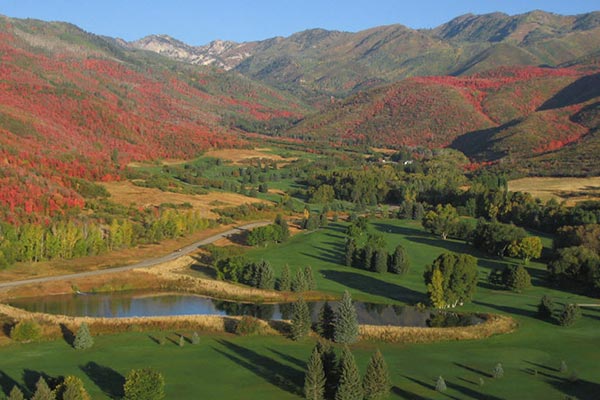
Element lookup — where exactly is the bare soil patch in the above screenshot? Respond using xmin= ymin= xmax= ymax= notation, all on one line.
xmin=102 ymin=181 xmax=269 ymax=217
xmin=203 ymin=148 xmax=296 ymax=165
xmin=508 ymin=177 xmax=600 ymax=205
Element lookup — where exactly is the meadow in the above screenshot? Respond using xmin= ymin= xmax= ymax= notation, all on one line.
xmin=1 ymin=219 xmax=599 ymax=399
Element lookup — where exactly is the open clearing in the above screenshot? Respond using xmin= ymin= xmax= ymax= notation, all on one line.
xmin=203 ymin=147 xmax=296 ymax=165
xmin=102 ymin=181 xmax=269 ymax=218
xmin=508 ymin=176 xmax=600 ymax=204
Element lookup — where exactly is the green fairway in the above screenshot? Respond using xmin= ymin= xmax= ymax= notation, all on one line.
xmin=1 ymin=218 xmax=599 ymax=399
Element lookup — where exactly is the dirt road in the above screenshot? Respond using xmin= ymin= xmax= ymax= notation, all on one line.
xmin=0 ymin=221 xmax=270 ymax=290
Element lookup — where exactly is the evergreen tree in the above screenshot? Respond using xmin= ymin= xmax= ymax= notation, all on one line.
xmin=492 ymin=363 xmax=504 ymax=379
xmin=316 ymin=302 xmax=335 ymax=340
xmin=334 ymin=291 xmax=359 ymax=344
xmin=178 ymin=335 xmax=185 ymax=347
xmin=344 ymin=238 xmax=356 ymax=267
xmin=59 ymin=376 xmax=90 ymax=400
xmin=291 ymin=298 xmax=312 ymax=340
xmin=435 ymin=376 xmax=447 ymax=392
xmin=362 ymin=245 xmax=374 ymax=271
xmin=335 ymin=346 xmax=363 ymax=400
xmin=537 ymin=295 xmax=554 ymax=320
xmin=504 ymin=265 xmax=532 ymax=292
xmin=31 ymin=377 xmax=55 ymax=400
xmin=363 ymin=350 xmax=390 ymax=400
xmin=304 ymin=266 xmax=316 ymax=290
xmin=560 ymin=360 xmax=568 ymax=374
xmin=191 ymin=331 xmax=200 ymax=345
xmin=279 ymin=264 xmax=292 ymax=291
xmin=292 ymin=268 xmax=308 ymax=292
xmin=558 ymin=304 xmax=581 ymax=327
xmin=304 ymin=346 xmax=326 ymax=400
xmin=316 ymin=341 xmax=338 ymax=400
xmin=373 ymin=249 xmax=388 ymax=274
xmin=73 ymin=322 xmax=94 ymax=350
xmin=275 ymin=214 xmax=290 ymax=242
xmin=123 ymin=369 xmax=165 ymax=400
xmin=388 ymin=245 xmax=409 ymax=274
xmin=7 ymin=386 xmax=24 ymax=400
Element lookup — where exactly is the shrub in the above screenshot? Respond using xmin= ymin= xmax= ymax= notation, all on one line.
xmin=235 ymin=316 xmax=262 ymax=336
xmin=123 ymin=369 xmax=165 ymax=400
xmin=558 ymin=304 xmax=581 ymax=327
xmin=10 ymin=320 xmax=42 ymax=342
xmin=537 ymin=295 xmax=554 ymax=320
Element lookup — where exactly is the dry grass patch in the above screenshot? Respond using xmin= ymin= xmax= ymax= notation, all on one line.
xmin=508 ymin=177 xmax=600 ymax=205
xmin=102 ymin=181 xmax=270 ymax=218
xmin=203 ymin=148 xmax=296 ymax=165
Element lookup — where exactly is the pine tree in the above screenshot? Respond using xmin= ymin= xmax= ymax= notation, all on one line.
xmin=279 ymin=264 xmax=291 ymax=291
xmin=304 ymin=346 xmax=326 ymax=400
xmin=344 ymin=238 xmax=356 ymax=267
xmin=435 ymin=376 xmax=447 ymax=392
xmin=334 ymin=291 xmax=359 ymax=344
xmin=123 ymin=369 xmax=165 ymax=400
xmin=178 ymin=335 xmax=185 ymax=347
xmin=304 ymin=266 xmax=316 ymax=290
xmin=7 ymin=386 xmax=24 ymax=400
xmin=363 ymin=350 xmax=390 ymax=400
xmin=426 ymin=268 xmax=445 ymax=309
xmin=291 ymin=297 xmax=312 ymax=340
xmin=73 ymin=322 xmax=94 ymax=350
xmin=59 ymin=376 xmax=90 ymax=400
xmin=335 ymin=346 xmax=363 ymax=400
xmin=492 ymin=363 xmax=504 ymax=379
xmin=191 ymin=331 xmax=200 ymax=345
xmin=292 ymin=268 xmax=308 ymax=292
xmin=537 ymin=295 xmax=554 ymax=320
xmin=388 ymin=245 xmax=410 ymax=274
xmin=558 ymin=304 xmax=581 ymax=327
xmin=373 ymin=249 xmax=388 ymax=274
xmin=315 ymin=341 xmax=337 ymax=400
xmin=316 ymin=302 xmax=335 ymax=340
xmin=31 ymin=377 xmax=55 ymax=400
xmin=560 ymin=360 xmax=568 ymax=373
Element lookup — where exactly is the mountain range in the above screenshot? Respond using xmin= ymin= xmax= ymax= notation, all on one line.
xmin=0 ymin=10 xmax=599 ymax=220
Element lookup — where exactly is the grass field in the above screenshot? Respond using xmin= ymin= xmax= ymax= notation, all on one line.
xmin=508 ymin=176 xmax=600 ymax=205
xmin=1 ymin=219 xmax=599 ymax=399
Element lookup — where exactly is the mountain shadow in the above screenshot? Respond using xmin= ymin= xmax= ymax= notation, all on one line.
xmin=538 ymin=73 xmax=600 ymax=111
xmin=449 ymin=119 xmax=520 ymax=160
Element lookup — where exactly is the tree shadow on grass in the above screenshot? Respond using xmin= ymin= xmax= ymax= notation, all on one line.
xmin=301 ymin=241 xmax=345 ymax=265
xmin=391 ymin=385 xmax=430 ymax=400
xmin=321 ymin=270 xmax=425 ymax=304
xmin=371 ymin=222 xmax=428 ymax=238
xmin=0 ymin=370 xmax=22 ymax=397
xmin=22 ymin=370 xmax=62 ymax=394
xmin=403 ymin=376 xmax=460 ymax=400
xmin=266 ymin=347 xmax=306 ymax=370
xmin=404 ymin=235 xmax=473 ymax=255
xmin=524 ymin=360 xmax=559 ymax=373
xmin=445 ymin=379 xmax=504 ymax=400
xmin=80 ymin=362 xmax=125 ymax=399
xmin=545 ymin=374 xmax=600 ymax=400
xmin=453 ymin=362 xmax=492 ymax=378
xmin=472 ymin=300 xmax=535 ymax=319
xmin=213 ymin=340 xmax=303 ymax=396
xmin=60 ymin=323 xmax=75 ymax=347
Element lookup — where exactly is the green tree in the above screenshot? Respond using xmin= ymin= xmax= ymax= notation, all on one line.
xmin=508 ymin=236 xmax=543 ymax=264
xmin=304 ymin=346 xmax=326 ymax=400
xmin=10 ymin=320 xmax=42 ymax=342
xmin=435 ymin=376 xmax=447 ymax=392
xmin=73 ymin=322 xmax=94 ymax=350
xmin=344 ymin=238 xmax=356 ymax=267
xmin=191 ymin=331 xmax=200 ymax=345
xmin=492 ymin=363 xmax=504 ymax=379
xmin=537 ymin=295 xmax=554 ymax=320
xmin=388 ymin=245 xmax=409 ymax=274
xmin=274 ymin=214 xmax=290 ymax=242
xmin=315 ymin=341 xmax=338 ymax=400
xmin=7 ymin=386 xmax=24 ymax=400
xmin=316 ymin=302 xmax=335 ymax=340
xmin=335 ymin=346 xmax=363 ymax=400
xmin=292 ymin=268 xmax=308 ymax=292
xmin=31 ymin=377 xmax=55 ymax=400
xmin=123 ymin=369 xmax=165 ymax=400
xmin=363 ymin=350 xmax=390 ymax=400
xmin=59 ymin=376 xmax=90 ymax=400
xmin=334 ymin=291 xmax=359 ymax=344
xmin=558 ymin=304 xmax=581 ymax=327
xmin=291 ymin=298 xmax=311 ymax=340
xmin=279 ymin=264 xmax=292 ymax=291
xmin=304 ymin=266 xmax=316 ymax=290
xmin=422 ymin=204 xmax=459 ymax=240
xmin=423 ymin=253 xmax=478 ymax=307
xmin=504 ymin=265 xmax=532 ymax=292
xmin=373 ymin=249 xmax=388 ymax=274
xmin=426 ymin=268 xmax=446 ymax=309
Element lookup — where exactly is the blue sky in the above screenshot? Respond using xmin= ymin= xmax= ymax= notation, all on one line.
xmin=1 ymin=1 xmax=598 ymax=45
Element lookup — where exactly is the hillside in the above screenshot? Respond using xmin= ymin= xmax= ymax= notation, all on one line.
xmin=286 ymin=66 xmax=600 ymax=172
xmin=0 ymin=16 xmax=309 ymax=222
xmin=130 ymin=11 xmax=600 ymax=101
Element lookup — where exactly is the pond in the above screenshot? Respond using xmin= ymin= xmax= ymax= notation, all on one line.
xmin=8 ymin=292 xmax=484 ymax=328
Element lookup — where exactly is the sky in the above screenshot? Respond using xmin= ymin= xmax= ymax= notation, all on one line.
xmin=0 ymin=1 xmax=598 ymax=45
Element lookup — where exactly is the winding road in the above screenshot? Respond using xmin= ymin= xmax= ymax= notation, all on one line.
xmin=0 ymin=221 xmax=270 ymax=290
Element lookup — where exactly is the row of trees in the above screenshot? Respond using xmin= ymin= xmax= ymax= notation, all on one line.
xmin=246 ymin=215 xmax=290 ymax=246
xmin=304 ymin=342 xmax=390 ymax=400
